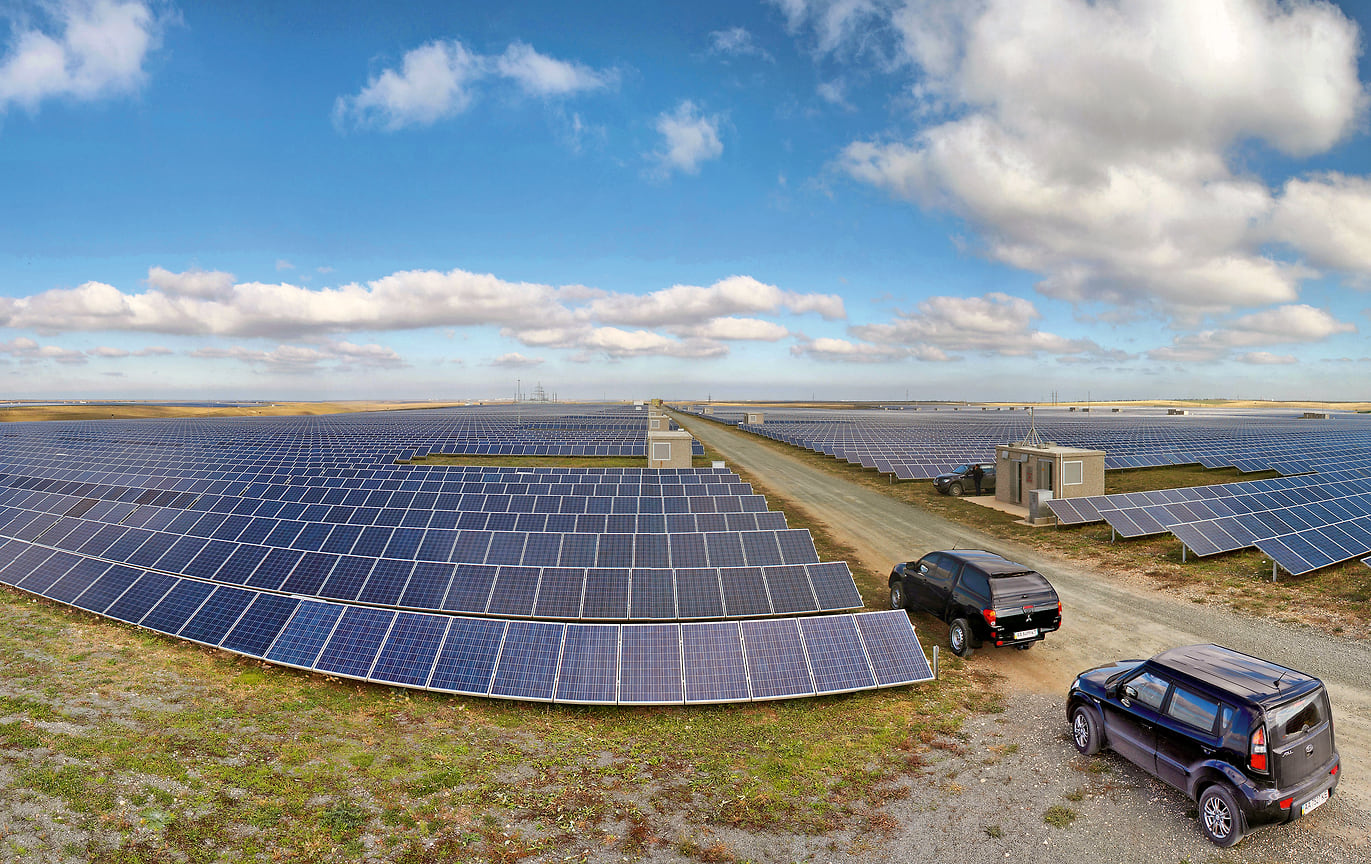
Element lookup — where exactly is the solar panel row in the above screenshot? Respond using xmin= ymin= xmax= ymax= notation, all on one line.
xmin=0 ymin=545 xmax=927 ymax=703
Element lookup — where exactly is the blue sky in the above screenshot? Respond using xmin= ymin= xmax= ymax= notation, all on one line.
xmin=3 ymin=0 xmax=1371 ymax=402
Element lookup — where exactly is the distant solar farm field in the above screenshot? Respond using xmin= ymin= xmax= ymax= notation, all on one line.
xmin=683 ymin=405 xmax=1371 ymax=579
xmin=0 ymin=404 xmax=931 ymax=705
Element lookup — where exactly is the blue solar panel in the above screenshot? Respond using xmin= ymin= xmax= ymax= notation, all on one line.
xmin=673 ymin=567 xmax=724 ymax=619
xmin=141 ymin=579 xmax=216 ymax=635
xmin=628 ymin=569 xmax=675 ymax=619
xmin=799 ymin=615 xmax=876 ymax=694
xmin=104 ymin=570 xmax=179 ymax=624
xmin=619 ymin=623 xmax=682 ymax=704
xmin=532 ymin=567 xmax=584 ymax=618
xmin=221 ymin=593 xmax=301 ymax=657
xmin=704 ymin=533 xmax=746 ymax=568
xmin=486 ymin=566 xmax=540 ymax=616
xmin=720 ymin=567 xmax=770 ymax=617
xmin=369 ymin=612 xmax=451 ymax=687
xmin=762 ymin=565 xmax=818 ymax=615
xmin=245 ymin=547 xmax=304 ymax=590
xmin=581 ymin=568 xmax=629 ymax=619
xmin=356 ymin=558 xmax=413 ymax=605
xmin=8 ymin=548 xmax=70 ymax=593
xmin=427 ymin=617 xmax=507 ymax=695
xmin=854 ymin=611 xmax=934 ymax=686
xmin=682 ymin=621 xmax=749 ymax=703
xmin=741 ymin=531 xmax=783 ymax=566
xmin=314 ymin=606 xmax=397 ymax=678
xmin=741 ymin=618 xmax=815 ymax=699
xmin=441 ymin=563 xmax=496 ymax=613
xmin=179 ymin=586 xmax=255 ymax=645
xmin=489 ymin=620 xmax=565 ymax=701
xmin=558 ymin=533 xmax=597 ymax=568
xmin=267 ymin=600 xmax=344 ymax=668
xmin=807 ymin=562 xmax=863 ymax=611
xmin=554 ymin=624 xmax=618 ymax=704
xmin=72 ymin=564 xmax=143 ymax=614
xmin=44 ymin=558 xmax=111 ymax=604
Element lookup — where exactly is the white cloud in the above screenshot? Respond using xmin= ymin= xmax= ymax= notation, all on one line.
xmin=87 ymin=345 xmax=128 ymax=357
xmin=790 ymin=336 xmax=931 ymax=363
xmin=188 ymin=340 xmax=405 ymax=372
xmin=1268 ymin=173 xmax=1371 ymax=274
xmin=674 ymin=317 xmax=789 ymax=341
xmin=1239 ymin=351 xmax=1297 ymax=365
xmin=275 ymin=259 xmax=294 ymax=271
xmin=0 ymin=336 xmax=86 ymax=364
xmin=831 ymin=0 xmax=1367 ymax=319
xmin=495 ymin=42 xmax=615 ymax=96
xmin=589 ymin=275 xmax=843 ymax=326
xmin=582 ymin=327 xmax=727 ymax=359
xmin=767 ymin=0 xmax=887 ymax=58
xmin=651 ymin=100 xmax=723 ymax=176
xmin=134 ymin=345 xmax=171 ymax=356
xmin=489 ymin=352 xmax=544 ymax=368
xmin=816 ymin=78 xmax=850 ymax=108
xmin=334 ymin=39 xmax=484 ymax=130
xmin=850 ymin=292 xmax=1107 ymax=358
xmin=709 ymin=26 xmax=772 ymax=61
xmin=1148 ymin=304 xmax=1356 ymax=362
xmin=146 ymin=266 xmax=235 ymax=299
xmin=334 ymin=38 xmax=616 ymax=131
xmin=0 ymin=0 xmax=163 ymax=113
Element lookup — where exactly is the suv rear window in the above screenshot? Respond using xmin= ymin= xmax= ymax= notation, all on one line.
xmin=1166 ymin=686 xmax=1219 ymax=732
xmin=1268 ymin=691 xmax=1328 ymax=745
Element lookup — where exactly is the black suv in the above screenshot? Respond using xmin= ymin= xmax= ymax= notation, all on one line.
xmin=933 ymin=463 xmax=995 ymax=496
xmin=889 ymin=549 xmax=1061 ymax=657
xmin=1068 ymin=644 xmax=1339 ymax=847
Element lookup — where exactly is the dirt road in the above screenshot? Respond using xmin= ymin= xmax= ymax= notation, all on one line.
xmin=678 ymin=414 xmax=1371 ymax=827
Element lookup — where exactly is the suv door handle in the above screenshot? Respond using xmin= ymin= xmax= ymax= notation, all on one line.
xmin=1200 ymin=745 xmax=1216 ymax=755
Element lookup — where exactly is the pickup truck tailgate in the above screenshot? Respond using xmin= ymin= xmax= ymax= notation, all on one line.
xmin=992 ymin=575 xmax=1060 ymax=635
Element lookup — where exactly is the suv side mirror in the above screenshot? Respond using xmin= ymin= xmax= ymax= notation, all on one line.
xmin=1123 ymin=685 xmax=1138 ymax=700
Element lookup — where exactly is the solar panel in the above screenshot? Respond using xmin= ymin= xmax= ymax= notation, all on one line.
xmin=180 ymin=586 xmax=256 ymax=646
xmin=369 ymin=612 xmax=451 ymax=687
xmin=141 ymin=578 xmax=217 ymax=635
xmin=71 ymin=564 xmax=143 ymax=614
xmin=674 ymin=567 xmax=725 ymax=619
xmin=399 ymin=561 xmax=455 ymax=610
xmin=221 ymin=593 xmax=301 ymax=657
xmin=619 ymin=624 xmax=682 ymax=704
xmin=104 ymin=570 xmax=178 ymax=624
xmin=741 ymin=618 xmax=815 ymax=699
xmin=267 ymin=600 xmax=344 ymax=669
xmin=681 ymin=621 xmax=750 ymax=703
xmin=486 ymin=566 xmax=540 ymax=617
xmin=428 ymin=617 xmax=507 ymax=695
xmin=720 ymin=566 xmax=771 ymax=617
xmin=762 ymin=565 xmax=818 ymax=615
xmin=489 ymin=620 xmax=565 ymax=702
xmin=854 ymin=611 xmax=934 ymax=686
xmin=799 ymin=615 xmax=876 ymax=694
xmin=44 ymin=558 xmax=112 ymax=604
xmin=627 ymin=568 xmax=675 ymax=619
xmin=553 ymin=624 xmax=619 ymax=704
xmin=314 ymin=606 xmax=397 ymax=678
xmin=531 ymin=567 xmax=584 ymax=618
xmin=580 ymin=567 xmax=630 ymax=619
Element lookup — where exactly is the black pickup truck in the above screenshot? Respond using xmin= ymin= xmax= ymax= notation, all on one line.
xmin=889 ymin=549 xmax=1061 ymax=658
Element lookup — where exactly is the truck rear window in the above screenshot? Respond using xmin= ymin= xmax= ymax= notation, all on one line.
xmin=1268 ymin=691 xmax=1328 ymax=746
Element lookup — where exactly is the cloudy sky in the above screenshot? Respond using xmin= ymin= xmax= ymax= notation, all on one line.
xmin=3 ymin=0 xmax=1371 ymax=402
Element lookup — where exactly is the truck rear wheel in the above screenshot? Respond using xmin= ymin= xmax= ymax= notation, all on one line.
xmin=949 ymin=618 xmax=975 ymax=658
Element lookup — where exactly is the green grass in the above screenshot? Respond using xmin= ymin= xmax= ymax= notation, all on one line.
xmin=1043 ymin=804 xmax=1078 ymax=828
xmin=672 ymin=412 xmax=1371 ymax=639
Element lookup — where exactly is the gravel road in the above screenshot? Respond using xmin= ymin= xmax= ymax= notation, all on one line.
xmin=677 ymin=413 xmax=1370 ymax=862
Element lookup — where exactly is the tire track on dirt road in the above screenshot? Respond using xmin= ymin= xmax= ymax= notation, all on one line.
xmin=678 ymin=413 xmax=1371 ymax=819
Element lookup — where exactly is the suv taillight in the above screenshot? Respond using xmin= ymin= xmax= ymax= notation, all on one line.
xmin=1250 ymin=726 xmax=1268 ymax=773
xmin=983 ymin=608 xmax=997 ymax=627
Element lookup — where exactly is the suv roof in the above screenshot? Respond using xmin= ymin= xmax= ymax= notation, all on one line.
xmin=1150 ymin=644 xmax=1321 ymax=703
xmin=936 ymin=549 xmax=1036 ymax=577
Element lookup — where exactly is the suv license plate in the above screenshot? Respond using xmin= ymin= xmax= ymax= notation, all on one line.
xmin=1012 ymin=629 xmax=1039 ymax=640
xmin=1301 ymin=789 xmax=1330 ymax=816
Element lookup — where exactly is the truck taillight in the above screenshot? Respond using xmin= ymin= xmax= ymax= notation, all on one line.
xmin=983 ymin=608 xmax=996 ymax=627
xmin=1250 ymin=726 xmax=1268 ymax=773
xmin=1057 ymin=601 xmax=1062 ymax=618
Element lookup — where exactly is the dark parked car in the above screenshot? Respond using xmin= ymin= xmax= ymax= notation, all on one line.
xmin=1067 ymin=644 xmax=1339 ymax=847
xmin=889 ymin=549 xmax=1060 ymax=657
xmin=933 ymin=463 xmax=995 ymax=496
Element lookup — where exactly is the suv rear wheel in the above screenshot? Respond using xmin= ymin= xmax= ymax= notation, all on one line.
xmin=949 ymin=618 xmax=975 ymax=658
xmin=889 ymin=580 xmax=907 ymax=610
xmin=1198 ymin=784 xmax=1244 ymax=847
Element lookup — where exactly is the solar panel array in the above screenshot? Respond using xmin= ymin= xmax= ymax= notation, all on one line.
xmin=1048 ymin=466 xmax=1371 ymax=576
xmin=0 ymin=406 xmax=933 ymax=702
xmin=683 ymin=405 xmax=1371 ymax=479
